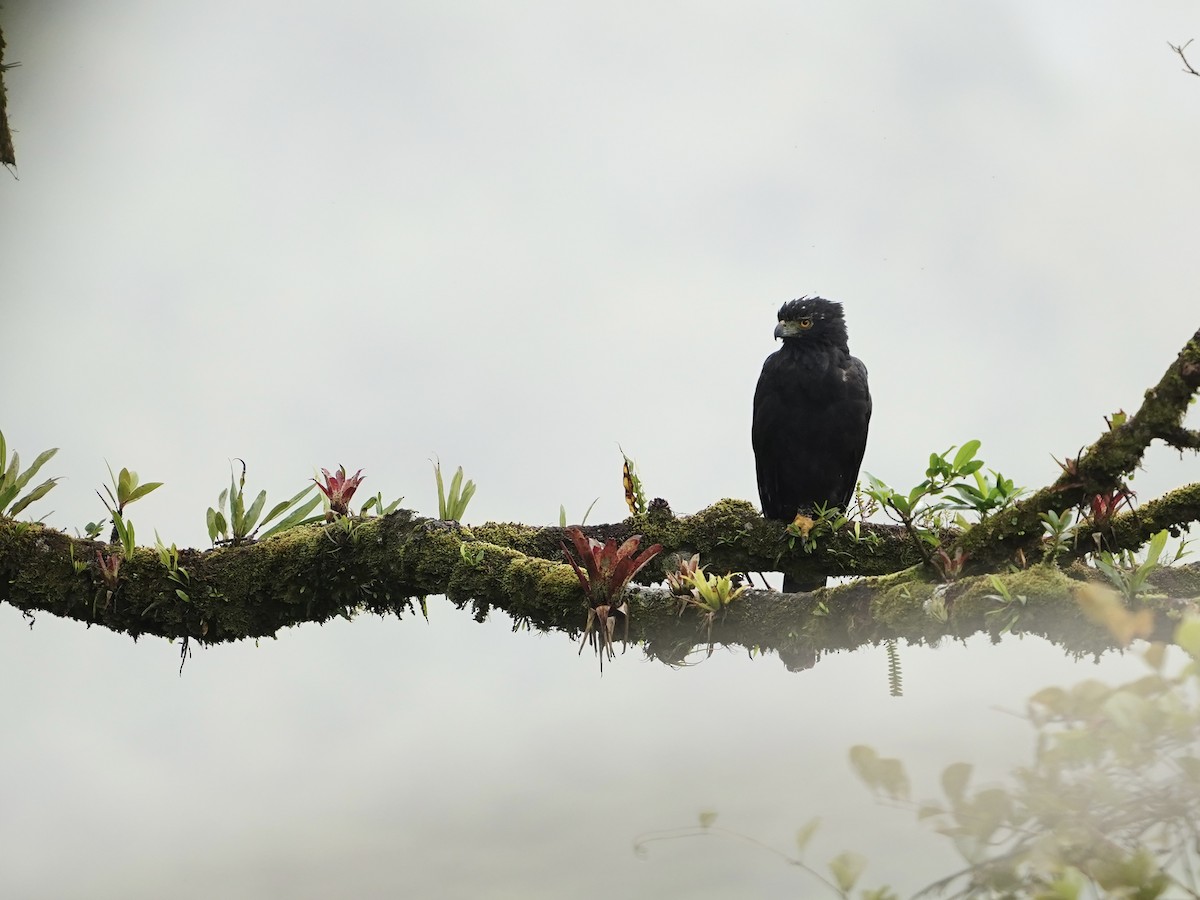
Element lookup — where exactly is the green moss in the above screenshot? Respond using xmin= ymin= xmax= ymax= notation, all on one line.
xmin=1148 ymin=562 xmax=1200 ymax=599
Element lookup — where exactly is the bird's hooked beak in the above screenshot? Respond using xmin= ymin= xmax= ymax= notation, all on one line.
xmin=774 ymin=320 xmax=804 ymax=340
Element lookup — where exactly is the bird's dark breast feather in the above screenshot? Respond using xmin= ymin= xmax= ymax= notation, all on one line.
xmin=752 ymin=346 xmax=872 ymax=521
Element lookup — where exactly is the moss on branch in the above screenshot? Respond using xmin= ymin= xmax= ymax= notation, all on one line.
xmin=1 ymin=329 xmax=1198 ymax=667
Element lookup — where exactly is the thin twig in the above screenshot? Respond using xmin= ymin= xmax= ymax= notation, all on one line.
xmin=1169 ymin=39 xmax=1200 ymax=77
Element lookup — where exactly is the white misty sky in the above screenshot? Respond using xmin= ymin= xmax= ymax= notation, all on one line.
xmin=1 ymin=3 xmax=1198 ymax=897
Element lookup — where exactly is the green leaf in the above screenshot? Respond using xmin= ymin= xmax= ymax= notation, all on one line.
xmin=261 ymin=484 xmax=318 ymax=527
xmin=1175 ymin=616 xmax=1200 ymax=663
xmin=8 ymin=478 xmax=60 ymax=516
xmin=258 ymin=493 xmax=323 ymax=540
xmin=13 ymin=446 xmax=59 ymax=494
xmin=941 ymin=762 xmax=972 ymax=804
xmin=876 ymin=757 xmax=910 ymax=801
xmin=1028 ymin=686 xmax=1068 ymax=715
xmin=117 ymin=466 xmax=135 ymax=503
xmin=2 ymin=449 xmax=20 ymax=491
xmin=457 ymin=478 xmax=477 ymax=516
xmin=241 ymin=489 xmax=268 ymax=535
xmin=952 ymin=440 xmax=981 ymax=470
xmin=125 ymin=481 xmax=163 ymax=504
xmin=828 ymin=851 xmax=866 ymax=892
xmin=559 ymin=504 xmax=567 ymax=528
xmin=1143 ymin=529 xmax=1168 ymax=568
xmin=848 ymin=745 xmax=879 ymax=788
xmin=434 ymin=460 xmax=447 ymax=518
xmin=1038 ymin=866 xmax=1084 ymax=900
xmin=230 ymin=469 xmax=245 ymax=529
xmin=794 ymin=817 xmax=820 ymax=854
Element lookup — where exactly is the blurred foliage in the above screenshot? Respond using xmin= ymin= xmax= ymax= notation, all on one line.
xmin=849 ymin=612 xmax=1200 ymax=898
xmin=637 ymin=601 xmax=1200 ymax=898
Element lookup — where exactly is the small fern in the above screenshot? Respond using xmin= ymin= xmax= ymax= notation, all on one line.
xmin=885 ymin=639 xmax=903 ymax=698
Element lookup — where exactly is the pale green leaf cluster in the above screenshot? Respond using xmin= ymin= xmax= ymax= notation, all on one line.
xmin=1094 ymin=529 xmax=1170 ymax=601
xmin=434 ymin=460 xmax=476 ymax=521
xmin=685 ymin=568 xmax=747 ymax=613
xmin=111 ymin=511 xmax=136 ymax=558
xmin=101 ymin=463 xmax=162 ymax=515
xmin=1039 ymin=509 xmax=1078 ymax=562
xmin=154 ymin=531 xmax=191 ymax=603
xmin=360 ymin=492 xmax=404 ymax=517
xmin=207 ymin=461 xmax=320 ymax=546
xmin=0 ymin=430 xmax=60 ymax=519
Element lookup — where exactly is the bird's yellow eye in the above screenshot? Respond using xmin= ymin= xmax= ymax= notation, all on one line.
xmin=798 ymin=317 xmax=813 ymax=329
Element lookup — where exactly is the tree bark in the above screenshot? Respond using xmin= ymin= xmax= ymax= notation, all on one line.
xmin=0 ymin=24 xmax=15 ymax=168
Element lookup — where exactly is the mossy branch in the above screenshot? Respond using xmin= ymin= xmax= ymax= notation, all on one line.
xmin=0 ymin=24 xmax=15 ymax=168
xmin=2 ymin=501 xmax=1198 ymax=671
xmin=959 ymin=327 xmax=1200 ymax=569
xmin=1 ymin=329 xmax=1197 ymax=666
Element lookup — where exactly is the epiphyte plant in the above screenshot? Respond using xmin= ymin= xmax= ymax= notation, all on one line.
xmin=99 ymin=463 xmax=162 ymax=522
xmin=0 ymin=430 xmax=60 ymax=519
xmin=785 ymin=502 xmax=846 ymax=553
xmin=433 ymin=458 xmax=476 ymax=521
xmin=675 ymin=564 xmax=748 ymax=657
xmin=1039 ymin=509 xmax=1078 ymax=562
xmin=110 ymin=511 xmax=136 ymax=559
xmin=561 ymin=526 xmax=662 ymax=671
xmin=314 ymin=465 xmax=365 ymax=519
xmin=360 ymin=491 xmax=404 ymax=518
xmin=620 ymin=445 xmax=647 ymax=516
xmin=666 ymin=553 xmax=702 ymax=596
xmin=864 ymin=440 xmax=1024 ymax=573
xmin=207 ymin=459 xmax=321 ymax=546
xmin=1094 ymin=529 xmax=1170 ymax=601
xmin=155 ymin=532 xmax=191 ymax=603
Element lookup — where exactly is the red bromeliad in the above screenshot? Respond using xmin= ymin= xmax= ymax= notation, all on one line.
xmin=1089 ymin=485 xmax=1135 ymax=528
xmin=314 ymin=465 xmax=366 ymax=518
xmin=561 ymin=526 xmax=662 ymax=671
xmin=95 ymin=550 xmax=121 ymax=590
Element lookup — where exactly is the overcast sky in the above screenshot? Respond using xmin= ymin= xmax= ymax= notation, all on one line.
xmin=2 ymin=2 xmax=1198 ymax=896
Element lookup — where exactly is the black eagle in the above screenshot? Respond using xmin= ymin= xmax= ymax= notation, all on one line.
xmin=752 ymin=297 xmax=872 ymax=592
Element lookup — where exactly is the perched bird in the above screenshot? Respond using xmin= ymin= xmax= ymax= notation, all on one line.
xmin=752 ymin=297 xmax=872 ymax=592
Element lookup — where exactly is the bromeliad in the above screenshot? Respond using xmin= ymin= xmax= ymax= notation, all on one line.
xmin=315 ymin=465 xmax=366 ymax=519
xmin=561 ymin=526 xmax=662 ymax=671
